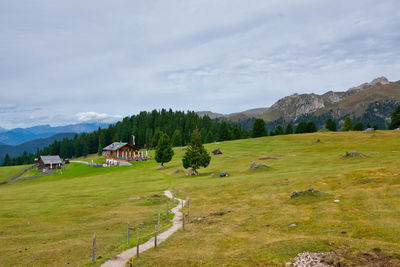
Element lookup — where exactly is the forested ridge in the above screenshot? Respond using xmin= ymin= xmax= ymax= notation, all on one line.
xmin=3 ymin=109 xmax=249 ymax=166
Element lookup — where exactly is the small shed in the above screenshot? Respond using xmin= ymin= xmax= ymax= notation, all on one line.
xmin=38 ymin=155 xmax=63 ymax=170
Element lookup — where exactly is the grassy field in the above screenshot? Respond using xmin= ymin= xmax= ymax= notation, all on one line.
xmin=0 ymin=131 xmax=400 ymax=266
xmin=0 ymin=164 xmax=32 ymax=183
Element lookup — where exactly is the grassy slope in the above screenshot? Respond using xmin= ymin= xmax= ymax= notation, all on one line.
xmin=0 ymin=164 xmax=32 ymax=183
xmin=0 ymin=131 xmax=399 ymax=266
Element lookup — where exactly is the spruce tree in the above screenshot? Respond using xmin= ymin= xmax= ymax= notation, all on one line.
xmin=389 ymin=105 xmax=400 ymax=129
xmin=275 ymin=125 xmax=284 ymax=135
xmin=155 ymin=133 xmax=174 ymax=167
xmin=325 ymin=119 xmax=337 ymax=131
xmin=182 ymin=129 xmax=211 ymax=175
xmin=285 ymin=124 xmax=293 ymax=134
xmin=295 ymin=121 xmax=308 ymax=133
xmin=353 ymin=122 xmax=364 ymax=131
xmin=3 ymin=153 xmax=10 ymax=166
xmin=218 ymin=122 xmax=230 ymax=141
xmin=205 ymin=131 xmax=214 ymax=143
xmin=306 ymin=121 xmax=317 ymax=133
xmin=171 ymin=129 xmax=183 ymax=147
xmin=342 ymin=117 xmax=353 ymax=131
xmin=252 ymin=118 xmax=266 ymax=137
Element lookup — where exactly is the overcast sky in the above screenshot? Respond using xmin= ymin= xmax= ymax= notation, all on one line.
xmin=0 ymin=0 xmax=399 ymax=129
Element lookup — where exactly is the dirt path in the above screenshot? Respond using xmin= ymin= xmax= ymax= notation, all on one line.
xmin=101 ymin=190 xmax=185 ymax=267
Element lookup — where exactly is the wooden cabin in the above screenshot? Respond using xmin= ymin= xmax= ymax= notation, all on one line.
xmin=37 ymin=155 xmax=63 ymax=170
xmin=102 ymin=142 xmax=140 ymax=162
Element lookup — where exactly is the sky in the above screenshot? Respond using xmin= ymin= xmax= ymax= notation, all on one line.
xmin=0 ymin=0 xmax=399 ymax=129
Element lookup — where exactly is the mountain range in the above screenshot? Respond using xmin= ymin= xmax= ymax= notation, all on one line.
xmin=0 ymin=122 xmax=110 ymax=146
xmin=0 ymin=133 xmax=76 ymax=162
xmin=198 ymin=77 xmax=400 ymax=130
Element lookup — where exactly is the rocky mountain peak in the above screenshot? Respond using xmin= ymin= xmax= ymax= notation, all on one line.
xmin=348 ymin=76 xmax=390 ymax=92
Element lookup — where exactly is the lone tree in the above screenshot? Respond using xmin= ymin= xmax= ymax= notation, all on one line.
xmin=325 ymin=119 xmax=337 ymax=131
xmin=252 ymin=118 xmax=266 ymax=137
xmin=342 ymin=117 xmax=353 ymax=131
xmin=182 ymin=129 xmax=211 ymax=175
xmin=155 ymin=132 xmax=174 ymax=168
xmin=389 ymin=105 xmax=400 ymax=129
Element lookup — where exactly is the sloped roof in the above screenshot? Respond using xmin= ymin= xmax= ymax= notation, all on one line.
xmin=40 ymin=155 xmax=62 ymax=165
xmin=103 ymin=142 xmax=137 ymax=151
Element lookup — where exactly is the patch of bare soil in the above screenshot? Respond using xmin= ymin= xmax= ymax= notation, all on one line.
xmin=258 ymin=156 xmax=279 ymax=160
xmin=288 ymin=248 xmax=400 ymax=267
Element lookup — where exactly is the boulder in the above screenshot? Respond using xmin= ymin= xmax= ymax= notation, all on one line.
xmin=341 ymin=151 xmax=365 ymax=158
xmin=157 ymin=165 xmax=166 ymax=170
xmin=186 ymin=169 xmax=199 ymax=176
xmin=364 ymin=128 xmax=375 ymax=133
xmin=173 ymin=169 xmax=184 ymax=174
xmin=250 ymin=161 xmax=270 ymax=169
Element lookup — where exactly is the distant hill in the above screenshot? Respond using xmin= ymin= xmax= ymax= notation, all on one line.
xmin=0 ymin=122 xmax=110 ymax=146
xmin=0 ymin=132 xmax=76 ymax=163
xmin=198 ymin=77 xmax=400 ymax=130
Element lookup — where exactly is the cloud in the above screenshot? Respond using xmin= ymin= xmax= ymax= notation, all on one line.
xmin=75 ymin=112 xmax=122 ymax=123
xmin=0 ymin=0 xmax=399 ymax=128
xmin=0 ymin=104 xmax=17 ymax=113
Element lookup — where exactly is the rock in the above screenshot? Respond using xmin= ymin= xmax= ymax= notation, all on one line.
xmin=173 ymin=169 xmax=184 ymax=174
xmin=186 ymin=169 xmax=199 ymax=176
xmin=157 ymin=165 xmax=166 ymax=170
xmin=250 ymin=161 xmax=270 ymax=169
xmin=288 ymin=223 xmax=297 ymax=227
xmin=333 ymin=199 xmax=340 ymax=203
xmin=341 ymin=151 xmax=365 ymax=158
xmin=364 ymin=128 xmax=375 ymax=133
xmin=290 ymin=191 xmax=299 ymax=198
xmin=210 ymin=173 xmax=216 ymax=177
xmin=128 ymin=196 xmax=141 ymax=201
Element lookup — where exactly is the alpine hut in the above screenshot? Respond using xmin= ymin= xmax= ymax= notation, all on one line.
xmin=37 ymin=155 xmax=63 ymax=170
xmin=102 ymin=142 xmax=140 ymax=163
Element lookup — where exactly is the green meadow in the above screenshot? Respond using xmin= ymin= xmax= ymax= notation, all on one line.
xmin=0 ymin=131 xmax=400 ymax=266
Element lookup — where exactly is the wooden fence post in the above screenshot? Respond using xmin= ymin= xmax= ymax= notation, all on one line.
xmin=136 ymin=228 xmax=139 ymax=257
xmin=187 ymin=198 xmax=190 ymax=223
xmin=182 ymin=212 xmax=185 ymax=230
xmin=92 ymin=233 xmax=96 ymax=264
xmin=154 ymin=225 xmax=157 ymax=248
xmin=166 ymin=199 xmax=169 ymax=222
xmin=158 ymin=212 xmax=160 ymax=231
xmin=127 ymin=222 xmax=130 ymax=244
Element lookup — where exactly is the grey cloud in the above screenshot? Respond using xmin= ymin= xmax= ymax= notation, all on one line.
xmin=0 ymin=0 xmax=399 ymax=127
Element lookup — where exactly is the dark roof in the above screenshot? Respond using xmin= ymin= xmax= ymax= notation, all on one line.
xmin=40 ymin=155 xmax=62 ymax=165
xmin=103 ymin=142 xmax=137 ymax=151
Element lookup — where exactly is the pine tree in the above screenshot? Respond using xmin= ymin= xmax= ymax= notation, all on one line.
xmin=182 ymin=129 xmax=211 ymax=175
xmin=218 ymin=122 xmax=230 ymax=141
xmin=325 ymin=119 xmax=337 ymax=131
xmin=389 ymin=105 xmax=400 ymax=129
xmin=285 ymin=124 xmax=293 ymax=134
xmin=205 ymin=131 xmax=214 ymax=143
xmin=275 ymin=125 xmax=284 ymax=135
xmin=353 ymin=122 xmax=364 ymax=131
xmin=171 ymin=129 xmax=183 ymax=147
xmin=342 ymin=117 xmax=353 ymax=131
xmin=295 ymin=121 xmax=308 ymax=133
xmin=155 ymin=133 xmax=174 ymax=167
xmin=306 ymin=121 xmax=317 ymax=133
xmin=252 ymin=118 xmax=266 ymax=137
xmin=3 ymin=153 xmax=10 ymax=166
xmin=151 ymin=130 xmax=162 ymax=148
